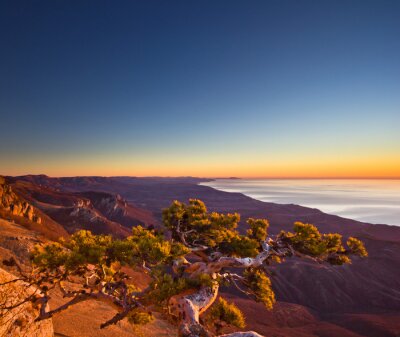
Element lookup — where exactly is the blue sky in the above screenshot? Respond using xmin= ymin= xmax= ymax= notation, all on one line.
xmin=1 ymin=0 xmax=399 ymax=177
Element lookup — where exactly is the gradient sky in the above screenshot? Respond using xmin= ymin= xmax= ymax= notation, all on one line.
xmin=1 ymin=0 xmax=399 ymax=178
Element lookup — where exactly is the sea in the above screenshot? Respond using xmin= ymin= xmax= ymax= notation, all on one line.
xmin=200 ymin=179 xmax=400 ymax=226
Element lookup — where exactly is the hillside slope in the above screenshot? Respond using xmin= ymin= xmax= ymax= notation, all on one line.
xmin=8 ymin=178 xmax=157 ymax=238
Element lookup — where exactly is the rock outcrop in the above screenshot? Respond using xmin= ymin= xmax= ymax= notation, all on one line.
xmin=0 ymin=267 xmax=54 ymax=337
xmin=0 ymin=177 xmax=41 ymax=223
xmin=76 ymin=191 xmax=157 ymax=228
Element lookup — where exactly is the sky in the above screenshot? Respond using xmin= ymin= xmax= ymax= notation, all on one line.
xmin=0 ymin=0 xmax=399 ymax=178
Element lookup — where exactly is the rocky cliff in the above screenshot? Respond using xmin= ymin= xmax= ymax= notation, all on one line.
xmin=0 ymin=177 xmax=41 ymax=223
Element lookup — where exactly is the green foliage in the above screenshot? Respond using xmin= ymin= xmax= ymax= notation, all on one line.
xmin=107 ymin=227 xmax=189 ymax=267
xmin=327 ymin=254 xmax=351 ymax=265
xmin=221 ymin=236 xmax=260 ymax=258
xmin=31 ymin=242 xmax=68 ymax=270
xmin=244 ymin=268 xmax=275 ymax=310
xmin=290 ymin=222 xmax=324 ymax=255
xmin=323 ymin=233 xmax=343 ymax=253
xmin=128 ymin=226 xmax=189 ymax=266
xmin=148 ymin=268 xmax=215 ymax=304
xmin=210 ymin=297 xmax=245 ymax=329
xmin=277 ymin=222 xmax=369 ymax=265
xmin=148 ymin=269 xmax=190 ymax=303
xmin=32 ymin=227 xmax=189 ymax=274
xmin=247 ymin=218 xmax=269 ymax=242
xmin=106 ymin=239 xmax=137 ymax=265
xmin=162 ymin=199 xmax=269 ymax=257
xmin=347 ymin=237 xmax=368 ymax=257
xmin=32 ymin=231 xmax=113 ymax=271
xmin=127 ymin=310 xmax=154 ymax=325
xmin=64 ymin=230 xmax=111 ymax=269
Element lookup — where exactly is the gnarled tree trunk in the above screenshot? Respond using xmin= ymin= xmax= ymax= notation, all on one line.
xmin=167 ymin=241 xmax=275 ymax=337
xmin=169 ymin=281 xmax=218 ymax=337
xmin=169 ymin=280 xmax=264 ymax=337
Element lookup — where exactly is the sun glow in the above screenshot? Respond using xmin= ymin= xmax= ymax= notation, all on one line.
xmin=2 ymin=150 xmax=399 ymax=179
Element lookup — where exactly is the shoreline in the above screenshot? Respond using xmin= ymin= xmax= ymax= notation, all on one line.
xmin=200 ymin=178 xmax=400 ymax=227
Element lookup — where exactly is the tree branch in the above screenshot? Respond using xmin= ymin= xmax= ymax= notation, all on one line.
xmin=36 ymin=293 xmax=91 ymax=320
xmin=186 ymin=240 xmax=273 ymax=278
xmin=100 ymin=307 xmax=133 ymax=329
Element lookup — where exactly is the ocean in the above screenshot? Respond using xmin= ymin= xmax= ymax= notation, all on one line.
xmin=200 ymin=179 xmax=400 ymax=226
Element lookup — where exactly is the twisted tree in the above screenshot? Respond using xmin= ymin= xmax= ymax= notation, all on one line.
xmin=0 ymin=199 xmax=367 ymax=337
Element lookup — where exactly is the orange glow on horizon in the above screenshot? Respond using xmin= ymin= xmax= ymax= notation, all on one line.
xmin=2 ymin=156 xmax=399 ymax=179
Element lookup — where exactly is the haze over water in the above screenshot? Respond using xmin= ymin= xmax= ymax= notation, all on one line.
xmin=201 ymin=179 xmax=400 ymax=226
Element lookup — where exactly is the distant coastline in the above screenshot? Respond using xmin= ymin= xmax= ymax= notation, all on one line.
xmin=201 ymin=178 xmax=400 ymax=227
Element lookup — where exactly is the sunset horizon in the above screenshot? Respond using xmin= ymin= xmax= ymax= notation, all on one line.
xmin=1 ymin=1 xmax=399 ymax=180
xmin=3 ymin=173 xmax=400 ymax=180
